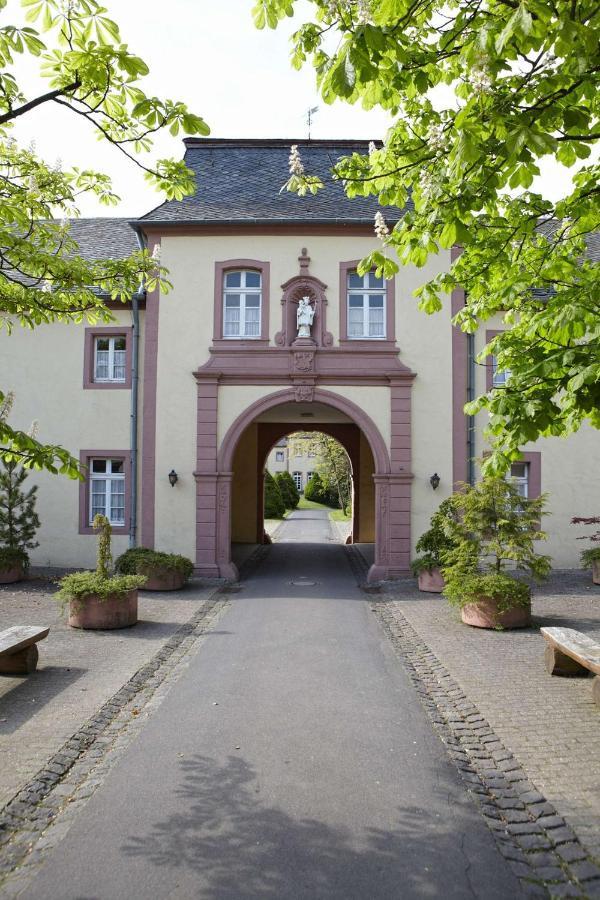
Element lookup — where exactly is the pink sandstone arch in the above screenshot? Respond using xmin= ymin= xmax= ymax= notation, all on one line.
xmin=196 ymin=387 xmax=404 ymax=584
xmin=218 ymin=388 xmax=391 ymax=475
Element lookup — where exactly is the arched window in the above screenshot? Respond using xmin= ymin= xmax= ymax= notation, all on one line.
xmin=223 ymin=270 xmax=262 ymax=338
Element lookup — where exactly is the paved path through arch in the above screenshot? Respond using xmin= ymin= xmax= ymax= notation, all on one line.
xmin=16 ymin=510 xmax=522 ymax=899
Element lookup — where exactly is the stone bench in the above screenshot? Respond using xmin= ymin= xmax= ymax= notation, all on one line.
xmin=541 ymin=626 xmax=600 ymax=707
xmin=0 ymin=626 xmax=50 ymax=674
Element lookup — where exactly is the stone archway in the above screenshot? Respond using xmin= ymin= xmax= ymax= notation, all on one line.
xmin=197 ymin=387 xmax=405 ymax=583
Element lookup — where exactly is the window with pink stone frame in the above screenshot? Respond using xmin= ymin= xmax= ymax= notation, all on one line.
xmin=339 ymin=260 xmax=395 ymax=346
xmin=78 ymin=450 xmax=131 ymax=535
xmin=213 ymin=260 xmax=270 ymax=344
xmin=83 ymin=326 xmax=133 ymax=390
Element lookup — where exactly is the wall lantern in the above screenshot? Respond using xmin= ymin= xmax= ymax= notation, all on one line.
xmin=430 ymin=472 xmax=441 ymax=490
xmin=168 ymin=469 xmax=179 ymax=487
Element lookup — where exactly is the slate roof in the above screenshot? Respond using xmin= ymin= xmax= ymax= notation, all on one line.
xmin=63 ymin=217 xmax=139 ymax=258
xmin=138 ymin=139 xmax=405 ymax=225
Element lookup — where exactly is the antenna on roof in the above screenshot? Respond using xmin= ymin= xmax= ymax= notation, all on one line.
xmin=306 ymin=106 xmax=319 ymax=140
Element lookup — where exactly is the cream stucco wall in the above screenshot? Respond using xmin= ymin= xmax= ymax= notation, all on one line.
xmin=0 ymin=309 xmax=142 ymax=568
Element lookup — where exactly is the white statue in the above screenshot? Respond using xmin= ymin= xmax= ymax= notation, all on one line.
xmin=296 ymin=296 xmax=315 ymax=338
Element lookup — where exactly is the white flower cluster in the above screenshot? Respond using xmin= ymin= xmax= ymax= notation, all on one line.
xmin=40 ymin=280 xmax=52 ymax=293
xmin=60 ymin=0 xmax=75 ymax=14
xmin=427 ymin=123 xmax=445 ymax=157
xmin=357 ymin=0 xmax=371 ymax=24
xmin=151 ymin=243 xmax=161 ymax=262
xmin=289 ymin=144 xmax=305 ymax=177
xmin=368 ymin=141 xmax=378 ymax=156
xmin=470 ymin=56 xmax=493 ymax=93
xmin=323 ymin=0 xmax=371 ymax=23
xmin=419 ymin=168 xmax=438 ymax=197
xmin=374 ymin=211 xmax=389 ymax=241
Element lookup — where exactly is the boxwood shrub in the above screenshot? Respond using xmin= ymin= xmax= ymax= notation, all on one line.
xmin=115 ymin=547 xmax=194 ymax=580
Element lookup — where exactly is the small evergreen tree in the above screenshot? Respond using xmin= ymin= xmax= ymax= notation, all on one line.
xmin=276 ymin=471 xmax=300 ymax=509
xmin=264 ymin=471 xmax=285 ymax=518
xmin=0 ymin=458 xmax=40 ymax=567
xmin=304 ymin=472 xmax=325 ymax=503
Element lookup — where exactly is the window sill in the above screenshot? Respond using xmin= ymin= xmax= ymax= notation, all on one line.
xmin=84 ymin=381 xmax=131 ymax=391
xmin=79 ymin=523 xmax=128 ymax=536
xmin=211 ymin=338 xmax=270 ymax=349
xmin=338 ymin=339 xmax=397 ymax=350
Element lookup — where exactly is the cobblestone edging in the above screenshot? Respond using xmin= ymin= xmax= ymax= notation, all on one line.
xmin=345 ymin=546 xmax=600 ymax=900
xmin=0 ymin=587 xmax=233 ymax=894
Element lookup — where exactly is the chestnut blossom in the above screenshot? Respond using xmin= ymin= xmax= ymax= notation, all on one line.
xmin=368 ymin=141 xmax=378 ymax=156
xmin=289 ymin=144 xmax=304 ymax=177
xmin=374 ymin=211 xmax=389 ymax=241
xmin=357 ymin=0 xmax=371 ymax=24
xmin=151 ymin=243 xmax=161 ymax=262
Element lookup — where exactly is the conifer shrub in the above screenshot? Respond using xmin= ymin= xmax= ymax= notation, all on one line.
xmin=440 ymin=477 xmax=551 ymax=611
xmin=264 ymin=471 xmax=285 ymax=518
xmin=0 ymin=458 xmax=40 ymax=572
xmin=304 ymin=471 xmax=325 ymax=503
xmin=411 ymin=498 xmax=458 ymax=576
xmin=275 ymin=471 xmax=300 ymax=509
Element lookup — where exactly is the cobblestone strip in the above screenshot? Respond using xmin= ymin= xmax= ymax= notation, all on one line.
xmin=345 ymin=546 xmax=600 ymax=900
xmin=0 ymin=589 xmax=232 ymax=895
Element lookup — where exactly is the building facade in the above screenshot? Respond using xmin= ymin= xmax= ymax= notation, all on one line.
xmin=266 ymin=434 xmax=316 ymax=492
xmin=2 ymin=139 xmax=598 ymax=581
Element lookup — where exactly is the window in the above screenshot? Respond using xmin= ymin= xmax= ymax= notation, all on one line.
xmin=90 ymin=458 xmax=125 ymax=525
xmin=94 ymin=335 xmax=127 ymax=383
xmin=275 ymin=451 xmax=284 ymax=462
xmin=509 ymin=462 xmax=529 ymax=499
xmin=306 ymin=471 xmax=314 ymax=483
xmin=347 ymin=271 xmax=386 ymax=339
xmin=84 ymin=327 xmax=132 ymax=389
xmin=491 ymin=356 xmax=511 ymax=388
xmin=223 ymin=270 xmax=261 ymax=338
xmin=293 ymin=472 xmax=302 ymax=492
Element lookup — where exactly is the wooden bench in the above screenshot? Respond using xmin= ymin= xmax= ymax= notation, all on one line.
xmin=541 ymin=626 xmax=600 ymax=707
xmin=0 ymin=626 xmax=50 ymax=674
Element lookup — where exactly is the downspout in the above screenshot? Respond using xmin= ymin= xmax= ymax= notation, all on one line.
xmin=129 ymin=225 xmax=146 ymax=547
xmin=467 ymin=330 xmax=476 ymax=485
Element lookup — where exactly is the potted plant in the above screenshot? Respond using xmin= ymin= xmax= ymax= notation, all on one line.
xmin=441 ymin=476 xmax=551 ymax=629
xmin=115 ymin=547 xmax=194 ymax=591
xmin=411 ymin=498 xmax=457 ymax=593
xmin=57 ymin=515 xmax=146 ymax=629
xmin=0 ymin=455 xmax=40 ymax=584
xmin=571 ymin=516 xmax=600 ymax=584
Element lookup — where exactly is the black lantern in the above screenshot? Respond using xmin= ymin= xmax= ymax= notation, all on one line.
xmin=430 ymin=472 xmax=440 ymax=490
xmin=168 ymin=469 xmax=178 ymax=487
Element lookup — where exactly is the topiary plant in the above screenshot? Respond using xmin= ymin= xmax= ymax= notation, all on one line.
xmin=115 ymin=547 xmax=194 ymax=580
xmin=264 ymin=471 xmax=285 ymax=518
xmin=304 ymin=471 xmax=325 ymax=503
xmin=411 ymin=498 xmax=458 ymax=576
xmin=441 ymin=477 xmax=551 ymax=611
xmin=56 ymin=515 xmax=146 ymax=609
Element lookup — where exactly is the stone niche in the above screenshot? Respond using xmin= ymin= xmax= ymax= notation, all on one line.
xmin=275 ymin=249 xmax=333 ymax=349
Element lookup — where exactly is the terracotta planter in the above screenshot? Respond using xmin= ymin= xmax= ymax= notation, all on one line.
xmin=592 ymin=560 xmax=600 ymax=585
xmin=139 ymin=568 xmax=187 ymax=592
xmin=0 ymin=561 xmax=25 ymax=584
xmin=418 ymin=567 xmax=445 ymax=593
xmin=68 ymin=590 xmax=138 ymax=630
xmin=461 ymin=594 xmax=531 ymax=629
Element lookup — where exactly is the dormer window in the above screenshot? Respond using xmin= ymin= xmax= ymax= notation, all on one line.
xmin=223 ymin=270 xmax=262 ymax=338
xmin=347 ymin=271 xmax=386 ymax=339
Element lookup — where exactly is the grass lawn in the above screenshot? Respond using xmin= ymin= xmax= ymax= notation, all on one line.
xmin=329 ymin=508 xmax=352 ymax=523
xmin=297 ymin=496 xmax=330 ymax=511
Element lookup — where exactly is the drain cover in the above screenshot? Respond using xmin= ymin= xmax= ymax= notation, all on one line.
xmin=290 ymin=580 xmax=317 ymax=586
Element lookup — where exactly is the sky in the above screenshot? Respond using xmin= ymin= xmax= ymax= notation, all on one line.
xmin=8 ymin=0 xmax=582 ymax=218
xmin=10 ymin=0 xmax=391 ymax=217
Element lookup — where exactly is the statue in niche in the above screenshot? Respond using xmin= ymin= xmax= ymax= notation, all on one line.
xmin=296 ymin=296 xmax=315 ymax=338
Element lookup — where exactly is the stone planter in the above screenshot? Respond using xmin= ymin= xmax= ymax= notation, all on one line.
xmin=68 ymin=590 xmax=138 ymax=630
xmin=592 ymin=559 xmax=600 ymax=585
xmin=460 ymin=595 xmax=531 ymax=630
xmin=418 ymin=567 xmax=445 ymax=593
xmin=139 ymin=568 xmax=187 ymax=592
xmin=0 ymin=561 xmax=25 ymax=585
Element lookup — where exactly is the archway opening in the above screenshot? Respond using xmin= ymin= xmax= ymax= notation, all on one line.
xmin=228 ymin=399 xmax=377 ymax=572
xmin=263 ymin=431 xmax=354 ymax=545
